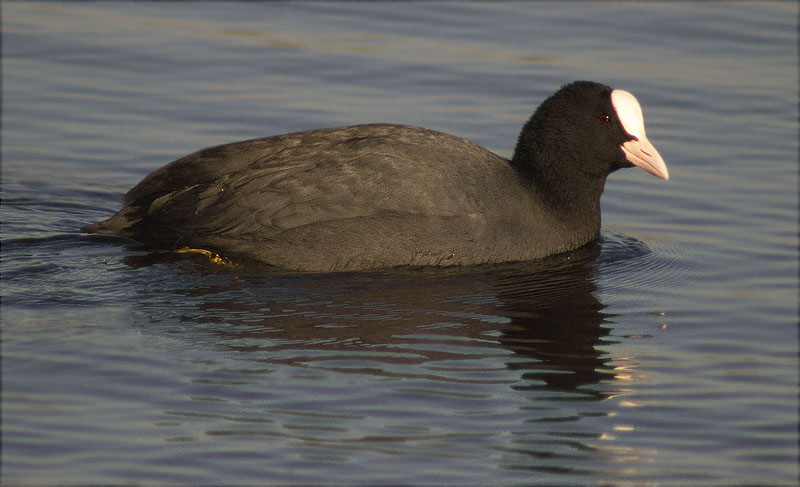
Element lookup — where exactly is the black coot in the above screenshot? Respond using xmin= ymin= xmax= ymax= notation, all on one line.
xmin=83 ymin=81 xmax=668 ymax=271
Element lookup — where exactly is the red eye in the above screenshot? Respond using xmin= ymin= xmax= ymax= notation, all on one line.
xmin=597 ymin=114 xmax=610 ymax=125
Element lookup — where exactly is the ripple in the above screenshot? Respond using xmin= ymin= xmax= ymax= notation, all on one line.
xmin=593 ymin=232 xmax=712 ymax=301
xmin=595 ymin=232 xmax=651 ymax=265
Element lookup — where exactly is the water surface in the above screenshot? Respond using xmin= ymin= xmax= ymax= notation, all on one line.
xmin=2 ymin=3 xmax=797 ymax=486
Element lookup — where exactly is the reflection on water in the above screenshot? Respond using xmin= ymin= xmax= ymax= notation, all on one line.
xmin=97 ymin=240 xmax=652 ymax=479
xmin=132 ymin=242 xmax=614 ymax=392
xmin=492 ymin=246 xmax=613 ymax=394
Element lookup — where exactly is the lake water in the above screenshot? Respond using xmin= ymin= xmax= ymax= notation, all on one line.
xmin=2 ymin=3 xmax=797 ymax=486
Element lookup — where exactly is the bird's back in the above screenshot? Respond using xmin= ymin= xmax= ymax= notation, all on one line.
xmin=87 ymin=124 xmax=555 ymax=270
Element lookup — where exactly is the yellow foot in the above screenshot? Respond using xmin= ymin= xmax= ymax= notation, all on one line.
xmin=174 ymin=247 xmax=234 ymax=266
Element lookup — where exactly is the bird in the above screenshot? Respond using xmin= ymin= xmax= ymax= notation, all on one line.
xmin=83 ymin=81 xmax=668 ymax=272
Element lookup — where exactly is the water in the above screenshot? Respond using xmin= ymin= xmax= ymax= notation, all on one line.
xmin=2 ymin=3 xmax=797 ymax=485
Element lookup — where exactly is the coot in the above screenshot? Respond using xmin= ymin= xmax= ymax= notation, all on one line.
xmin=84 ymin=81 xmax=668 ymax=271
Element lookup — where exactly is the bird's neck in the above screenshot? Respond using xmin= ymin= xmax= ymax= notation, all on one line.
xmin=511 ymin=154 xmax=605 ymax=237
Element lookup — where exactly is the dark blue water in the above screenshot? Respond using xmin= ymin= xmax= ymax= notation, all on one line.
xmin=2 ymin=3 xmax=797 ymax=485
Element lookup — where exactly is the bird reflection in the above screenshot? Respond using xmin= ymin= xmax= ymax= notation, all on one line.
xmin=488 ymin=242 xmax=615 ymax=393
xmin=129 ymin=240 xmax=614 ymax=395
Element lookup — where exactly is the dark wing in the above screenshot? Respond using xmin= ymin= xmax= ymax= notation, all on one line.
xmin=116 ymin=124 xmax=510 ymax=245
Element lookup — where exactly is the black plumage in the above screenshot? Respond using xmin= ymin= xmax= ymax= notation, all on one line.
xmin=84 ymin=81 xmax=667 ymax=271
